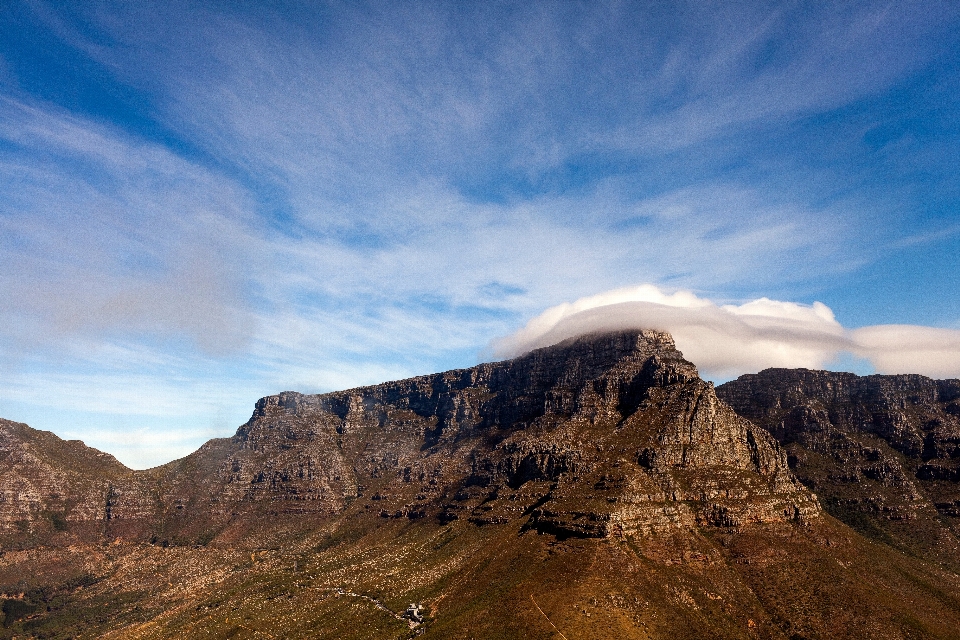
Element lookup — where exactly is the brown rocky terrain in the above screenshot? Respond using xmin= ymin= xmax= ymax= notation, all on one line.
xmin=2 ymin=330 xmax=817 ymax=548
xmin=1 ymin=330 xmax=959 ymax=638
xmin=717 ymin=368 xmax=960 ymax=569
xmin=0 ymin=419 xmax=147 ymax=546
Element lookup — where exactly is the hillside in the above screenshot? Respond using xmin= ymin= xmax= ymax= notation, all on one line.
xmin=1 ymin=331 xmax=959 ymax=638
xmin=717 ymin=368 xmax=960 ymax=569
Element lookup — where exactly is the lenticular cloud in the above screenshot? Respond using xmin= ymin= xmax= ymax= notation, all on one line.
xmin=851 ymin=325 xmax=960 ymax=379
xmin=492 ymin=285 xmax=960 ymax=379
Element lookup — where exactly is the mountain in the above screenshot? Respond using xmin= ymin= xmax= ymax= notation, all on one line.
xmin=717 ymin=368 xmax=960 ymax=569
xmin=1 ymin=330 xmax=959 ymax=639
xmin=2 ymin=330 xmax=816 ymax=547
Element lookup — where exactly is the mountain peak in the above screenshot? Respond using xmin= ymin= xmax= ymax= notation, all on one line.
xmin=530 ymin=327 xmax=681 ymax=361
xmin=0 ymin=328 xmax=814 ymax=548
xmin=161 ymin=327 xmax=811 ymax=541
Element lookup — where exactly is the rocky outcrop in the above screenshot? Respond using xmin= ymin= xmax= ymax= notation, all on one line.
xmin=717 ymin=369 xmax=960 ymax=560
xmin=0 ymin=331 xmax=818 ymax=547
xmin=0 ymin=419 xmax=153 ymax=545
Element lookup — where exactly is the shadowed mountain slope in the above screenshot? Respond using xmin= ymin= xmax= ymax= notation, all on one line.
xmin=717 ymin=368 xmax=960 ymax=568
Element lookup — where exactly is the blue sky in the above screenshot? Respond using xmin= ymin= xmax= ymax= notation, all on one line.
xmin=2 ymin=0 xmax=960 ymax=467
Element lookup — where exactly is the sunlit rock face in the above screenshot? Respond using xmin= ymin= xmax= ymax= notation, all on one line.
xmin=0 ymin=419 xmax=153 ymax=544
xmin=718 ymin=369 xmax=960 ymax=561
xmin=0 ymin=329 xmax=819 ymax=547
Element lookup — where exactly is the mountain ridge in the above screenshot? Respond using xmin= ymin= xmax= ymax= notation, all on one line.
xmin=2 ymin=330 xmax=960 ymax=638
xmin=1 ymin=329 xmax=817 ymax=547
xmin=717 ymin=367 xmax=960 ymax=569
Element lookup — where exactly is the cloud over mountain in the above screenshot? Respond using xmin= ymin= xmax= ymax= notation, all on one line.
xmin=493 ymin=285 xmax=960 ymax=380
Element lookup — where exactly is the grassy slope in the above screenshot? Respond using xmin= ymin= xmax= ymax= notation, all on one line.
xmin=3 ymin=510 xmax=960 ymax=640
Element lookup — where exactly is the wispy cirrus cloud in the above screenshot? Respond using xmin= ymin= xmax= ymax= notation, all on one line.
xmin=51 ymin=1 xmax=958 ymax=193
xmin=0 ymin=95 xmax=864 ymax=466
xmin=0 ymin=96 xmax=257 ymax=353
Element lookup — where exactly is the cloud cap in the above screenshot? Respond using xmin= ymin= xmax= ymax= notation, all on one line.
xmin=492 ymin=285 xmax=960 ymax=380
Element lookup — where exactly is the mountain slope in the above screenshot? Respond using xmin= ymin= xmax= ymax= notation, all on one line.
xmin=717 ymin=368 xmax=960 ymax=568
xmin=1 ymin=331 xmax=959 ymax=638
xmin=2 ymin=331 xmax=816 ymax=547
xmin=0 ymin=418 xmax=152 ymax=545
xmin=140 ymin=329 xmax=816 ymax=546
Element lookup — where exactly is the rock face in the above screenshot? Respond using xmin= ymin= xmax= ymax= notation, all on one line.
xmin=0 ymin=330 xmax=816 ymax=546
xmin=0 ymin=419 xmax=151 ymax=544
xmin=717 ymin=368 xmax=960 ymax=560
xmin=220 ymin=329 xmax=814 ymax=539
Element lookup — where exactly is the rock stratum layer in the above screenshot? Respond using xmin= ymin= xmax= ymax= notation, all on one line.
xmin=3 ymin=330 xmax=960 ymax=639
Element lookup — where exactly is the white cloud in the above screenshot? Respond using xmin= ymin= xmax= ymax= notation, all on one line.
xmin=851 ymin=325 xmax=960 ymax=379
xmin=492 ymin=285 xmax=960 ymax=380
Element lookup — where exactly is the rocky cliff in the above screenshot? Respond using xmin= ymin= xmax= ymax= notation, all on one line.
xmin=717 ymin=368 xmax=960 ymax=563
xmin=0 ymin=419 xmax=148 ymax=544
xmin=1 ymin=330 xmax=816 ymax=547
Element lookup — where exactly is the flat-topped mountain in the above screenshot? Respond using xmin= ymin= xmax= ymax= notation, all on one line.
xmin=2 ymin=331 xmax=960 ymax=639
xmin=2 ymin=330 xmax=815 ymax=546
xmin=192 ymin=329 xmax=814 ymax=537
